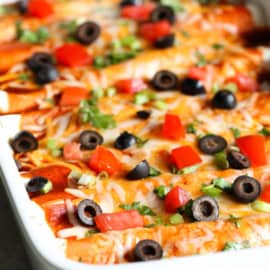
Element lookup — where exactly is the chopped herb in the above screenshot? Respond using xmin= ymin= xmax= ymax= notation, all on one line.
xmin=119 ymin=201 xmax=156 ymax=216
xmin=160 ymin=0 xmax=185 ymax=12
xmin=251 ymin=200 xmax=270 ymax=213
xmin=223 ymin=240 xmax=250 ymax=251
xmin=154 ymin=100 xmax=167 ymax=110
xmin=224 ymin=82 xmax=238 ymax=93
xmin=212 ymin=178 xmax=232 ymax=190
xmin=172 ymin=164 xmax=200 ymax=175
xmin=201 ymin=183 xmax=222 ymax=197
xmin=85 ymin=229 xmax=99 ymax=237
xmin=195 ymin=51 xmax=207 ymax=67
xmin=180 ymin=30 xmax=190 ymax=38
xmin=149 ymin=167 xmax=161 ymax=177
xmin=134 ymin=90 xmax=156 ymax=105
xmin=16 ymin=21 xmax=50 ymax=44
xmin=214 ymin=151 xmax=229 ymax=170
xmin=186 ymin=123 xmax=197 ymax=134
xmin=18 ymin=73 xmax=30 ymax=81
xmin=46 ymin=138 xmax=62 ymax=157
xmin=212 ymin=43 xmax=224 ymax=50
xmin=134 ymin=135 xmax=148 ymax=147
xmin=79 ymin=98 xmax=116 ymax=130
xmin=228 ymin=214 xmax=241 ymax=228
xmin=259 ymin=127 xmax=270 ymax=136
xmin=230 ymin=127 xmax=241 ymax=138
xmin=211 ymin=83 xmax=219 ymax=94
xmin=169 ymin=213 xmax=184 ymax=225
xmin=154 ymin=185 xmax=170 ymax=199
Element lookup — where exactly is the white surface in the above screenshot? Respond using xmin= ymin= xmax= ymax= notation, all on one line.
xmin=1 ymin=0 xmax=270 ymax=269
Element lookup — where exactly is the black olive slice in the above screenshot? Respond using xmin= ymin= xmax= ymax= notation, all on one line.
xmin=114 ymin=131 xmax=137 ymax=150
xmin=227 ymin=150 xmax=250 ymax=170
xmin=150 ymin=5 xmax=175 ymax=25
xmin=192 ymin=195 xmax=219 ymax=221
xmin=136 ymin=110 xmax=151 ymax=119
xmin=75 ymin=22 xmax=101 ymax=45
xmin=17 ymin=0 xmax=28 ymax=14
xmin=26 ymin=52 xmax=54 ymax=72
xmin=198 ymin=135 xmax=227 ymax=155
xmin=212 ymin=90 xmax=237 ymax=110
xmin=134 ymin=239 xmax=163 ymax=261
xmin=77 ymin=199 xmax=102 ymax=226
xmin=10 ymin=131 xmax=38 ymax=153
xmin=35 ymin=65 xmax=59 ymax=85
xmin=79 ymin=130 xmax=104 ymax=150
xmin=232 ymin=175 xmax=261 ymax=203
xmin=154 ymin=34 xmax=175 ymax=49
xmin=127 ymin=160 xmax=150 ymax=180
xmin=26 ymin=176 xmax=52 ymax=194
xmin=181 ymin=78 xmax=206 ymax=96
xmin=151 ymin=70 xmax=178 ymax=91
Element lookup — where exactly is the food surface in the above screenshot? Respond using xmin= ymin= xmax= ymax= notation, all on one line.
xmin=1 ymin=0 xmax=270 ymax=265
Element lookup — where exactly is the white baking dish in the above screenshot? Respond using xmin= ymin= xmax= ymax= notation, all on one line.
xmin=1 ymin=0 xmax=270 ymax=269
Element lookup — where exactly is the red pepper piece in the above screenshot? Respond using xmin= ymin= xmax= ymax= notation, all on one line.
xmin=60 ymin=87 xmax=89 ymax=106
xmin=162 ymin=113 xmax=185 ymax=140
xmin=88 ymin=146 xmax=121 ymax=175
xmin=55 ymin=43 xmax=93 ymax=67
xmin=94 ymin=210 xmax=144 ymax=232
xmin=63 ymin=142 xmax=83 ymax=161
xmin=236 ymin=135 xmax=267 ymax=167
xmin=226 ymin=74 xmax=259 ymax=92
xmin=28 ymin=0 xmax=54 ymax=18
xmin=139 ymin=20 xmax=171 ymax=42
xmin=165 ymin=186 xmax=190 ymax=213
xmin=115 ymin=78 xmax=146 ymax=94
xmin=171 ymin=145 xmax=202 ymax=169
xmin=121 ymin=3 xmax=155 ymax=21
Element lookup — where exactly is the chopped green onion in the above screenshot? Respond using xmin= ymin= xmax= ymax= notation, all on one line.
xmin=134 ymin=90 xmax=156 ymax=105
xmin=18 ymin=73 xmax=29 ymax=81
xmin=201 ymin=183 xmax=222 ymax=197
xmin=68 ymin=170 xmax=82 ymax=180
xmin=259 ymin=127 xmax=270 ymax=136
xmin=91 ymin=88 xmax=104 ymax=99
xmin=106 ymin=87 xmax=116 ymax=97
xmin=186 ymin=123 xmax=197 ymax=134
xmin=160 ymin=0 xmax=185 ymax=12
xmin=154 ymin=185 xmax=170 ymax=199
xmin=196 ymin=51 xmax=207 ymax=67
xmin=120 ymin=35 xmax=141 ymax=51
xmin=134 ymin=135 xmax=148 ymax=147
xmin=212 ymin=43 xmax=224 ymax=50
xmin=230 ymin=127 xmax=241 ymax=138
xmin=119 ymin=201 xmax=156 ymax=216
xmin=180 ymin=30 xmax=190 ymax=38
xmin=211 ymin=83 xmax=219 ymax=94
xmin=224 ymin=82 xmax=238 ymax=93
xmin=179 ymin=164 xmax=200 ymax=175
xmin=228 ymin=214 xmax=241 ymax=228
xmin=212 ymin=178 xmax=232 ymax=190
xmin=149 ymin=167 xmax=161 ymax=177
xmin=46 ymin=138 xmax=62 ymax=157
xmin=78 ymin=174 xmax=95 ymax=187
xmin=169 ymin=213 xmax=184 ymax=225
xmin=40 ymin=180 xmax=53 ymax=194
xmin=223 ymin=241 xmax=250 ymax=251
xmin=154 ymin=100 xmax=167 ymax=110
xmin=251 ymin=200 xmax=270 ymax=213
xmin=214 ymin=151 xmax=229 ymax=170
xmin=85 ymin=229 xmax=99 ymax=237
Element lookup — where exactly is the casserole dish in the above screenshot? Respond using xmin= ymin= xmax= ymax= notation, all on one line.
xmin=1 ymin=0 xmax=270 ymax=269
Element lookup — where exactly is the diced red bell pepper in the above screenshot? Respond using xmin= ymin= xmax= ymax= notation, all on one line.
xmin=55 ymin=43 xmax=93 ymax=68
xmin=188 ymin=65 xmax=215 ymax=90
xmin=88 ymin=146 xmax=121 ymax=175
xmin=121 ymin=3 xmax=155 ymax=21
xmin=115 ymin=78 xmax=146 ymax=94
xmin=139 ymin=20 xmax=171 ymax=42
xmin=171 ymin=145 xmax=202 ymax=169
xmin=94 ymin=210 xmax=144 ymax=232
xmin=165 ymin=186 xmax=190 ymax=213
xmin=28 ymin=0 xmax=54 ymax=18
xmin=236 ymin=135 xmax=267 ymax=167
xmin=162 ymin=113 xmax=185 ymax=140
xmin=261 ymin=185 xmax=270 ymax=203
xmin=60 ymin=87 xmax=89 ymax=106
xmin=63 ymin=142 xmax=83 ymax=161
xmin=226 ymin=74 xmax=259 ymax=92
xmin=29 ymin=165 xmax=71 ymax=190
